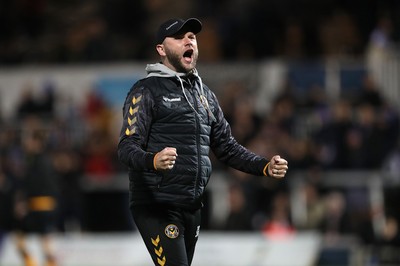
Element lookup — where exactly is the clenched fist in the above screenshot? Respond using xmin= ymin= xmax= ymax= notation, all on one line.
xmin=154 ymin=147 xmax=178 ymax=170
xmin=268 ymin=155 xmax=288 ymax=178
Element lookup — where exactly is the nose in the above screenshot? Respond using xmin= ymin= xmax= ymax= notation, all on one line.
xmin=182 ymin=34 xmax=195 ymax=45
xmin=183 ymin=36 xmax=192 ymax=45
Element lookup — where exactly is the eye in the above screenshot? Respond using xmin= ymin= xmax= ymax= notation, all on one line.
xmin=173 ymin=35 xmax=184 ymax=40
xmin=174 ymin=35 xmax=183 ymax=40
xmin=173 ymin=33 xmax=196 ymax=41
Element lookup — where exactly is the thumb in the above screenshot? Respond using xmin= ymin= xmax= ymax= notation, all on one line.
xmin=165 ymin=147 xmax=177 ymax=155
xmin=273 ymin=155 xmax=281 ymax=164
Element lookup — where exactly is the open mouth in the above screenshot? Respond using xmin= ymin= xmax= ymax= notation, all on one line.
xmin=183 ymin=49 xmax=194 ymax=63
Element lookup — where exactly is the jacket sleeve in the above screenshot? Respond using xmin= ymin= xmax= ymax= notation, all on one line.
xmin=209 ymin=93 xmax=270 ymax=176
xmin=117 ymin=83 xmax=156 ymax=171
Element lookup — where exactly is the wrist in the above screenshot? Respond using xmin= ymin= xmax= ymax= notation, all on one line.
xmin=153 ymin=152 xmax=159 ymax=170
xmin=263 ymin=162 xmax=271 ymax=176
xmin=144 ymin=152 xmax=157 ymax=170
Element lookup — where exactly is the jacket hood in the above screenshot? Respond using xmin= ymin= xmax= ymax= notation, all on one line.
xmin=145 ymin=63 xmax=198 ymax=78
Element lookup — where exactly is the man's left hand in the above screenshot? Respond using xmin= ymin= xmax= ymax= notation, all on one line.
xmin=268 ymin=155 xmax=288 ymax=178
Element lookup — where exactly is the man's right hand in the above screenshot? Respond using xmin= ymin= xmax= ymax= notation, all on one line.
xmin=154 ymin=147 xmax=178 ymax=170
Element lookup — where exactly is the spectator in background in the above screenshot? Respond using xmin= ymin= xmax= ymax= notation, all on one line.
xmin=268 ymin=90 xmax=296 ymax=134
xmin=356 ymin=74 xmax=384 ymax=108
xmin=82 ymin=89 xmax=112 ymax=133
xmin=16 ymin=82 xmax=56 ymax=120
xmin=14 ymin=117 xmax=59 ymax=266
xmin=319 ymin=191 xmax=351 ymax=241
xmin=314 ymin=99 xmax=353 ymax=169
xmin=52 ymin=148 xmax=83 ymax=232
xmin=261 ymin=191 xmax=295 ymax=240
xmin=83 ymin=130 xmax=116 ymax=181
xmin=344 ymin=127 xmax=367 ymax=168
xmin=278 ymin=20 xmax=306 ymax=59
xmin=374 ymin=102 xmax=400 ymax=161
xmin=381 ymin=215 xmax=400 ymax=246
xmin=216 ymin=80 xmax=249 ymax=122
xmin=285 ymin=138 xmax=317 ymax=170
xmin=229 ymin=96 xmax=261 ymax=145
xmin=1 ymin=122 xmax=26 ymax=258
xmin=16 ymin=85 xmax=41 ymax=118
xmin=366 ymin=15 xmax=396 ymax=87
xmin=350 ymin=103 xmax=386 ymax=169
xmin=298 ymin=182 xmax=325 ymax=230
xmin=81 ymin=88 xmax=117 ymax=182
xmin=223 ymin=181 xmax=253 ymax=231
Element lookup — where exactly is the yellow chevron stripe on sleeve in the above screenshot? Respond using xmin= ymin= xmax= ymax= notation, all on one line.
xmin=151 ymin=235 xmax=160 ymax=246
xmin=129 ymin=106 xmax=139 ymax=116
xmin=125 ymin=127 xmax=136 ymax=136
xmin=132 ymin=95 xmax=142 ymax=104
xmin=154 ymin=246 xmax=163 ymax=257
xmin=157 ymin=256 xmax=166 ymax=266
xmin=128 ymin=117 xmax=137 ymax=126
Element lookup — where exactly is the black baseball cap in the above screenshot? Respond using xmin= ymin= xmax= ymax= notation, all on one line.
xmin=156 ymin=18 xmax=202 ymax=44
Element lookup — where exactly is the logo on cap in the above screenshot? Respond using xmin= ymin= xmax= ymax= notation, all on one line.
xmin=166 ymin=21 xmax=178 ymax=31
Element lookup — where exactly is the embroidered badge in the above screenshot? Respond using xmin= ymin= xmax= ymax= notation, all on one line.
xmin=165 ymin=224 xmax=179 ymax=239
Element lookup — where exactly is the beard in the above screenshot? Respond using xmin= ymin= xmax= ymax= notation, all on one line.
xmin=164 ymin=47 xmax=198 ymax=73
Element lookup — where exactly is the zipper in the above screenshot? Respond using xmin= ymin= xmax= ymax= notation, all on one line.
xmin=189 ymin=87 xmax=201 ymax=200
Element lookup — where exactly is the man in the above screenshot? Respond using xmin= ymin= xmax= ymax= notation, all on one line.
xmin=14 ymin=120 xmax=58 ymax=266
xmin=117 ymin=18 xmax=288 ymax=266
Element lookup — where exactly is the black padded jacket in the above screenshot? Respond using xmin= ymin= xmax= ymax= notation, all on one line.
xmin=117 ymin=63 xmax=270 ymax=210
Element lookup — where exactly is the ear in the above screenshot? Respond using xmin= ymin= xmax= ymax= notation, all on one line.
xmin=156 ymin=44 xmax=166 ymax=56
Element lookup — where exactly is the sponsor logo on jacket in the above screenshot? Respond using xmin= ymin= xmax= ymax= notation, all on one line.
xmin=163 ymin=96 xmax=181 ymax=102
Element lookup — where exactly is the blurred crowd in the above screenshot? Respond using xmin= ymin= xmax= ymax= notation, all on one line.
xmin=1 ymin=0 xmax=400 ymax=64
xmin=0 ymin=69 xmax=399 ymax=242
xmin=211 ymin=71 xmax=400 ymax=262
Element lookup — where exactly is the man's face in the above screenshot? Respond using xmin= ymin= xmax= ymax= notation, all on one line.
xmin=158 ymin=31 xmax=199 ymax=73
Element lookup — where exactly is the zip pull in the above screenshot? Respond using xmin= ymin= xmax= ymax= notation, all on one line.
xmin=200 ymin=95 xmax=216 ymax=122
